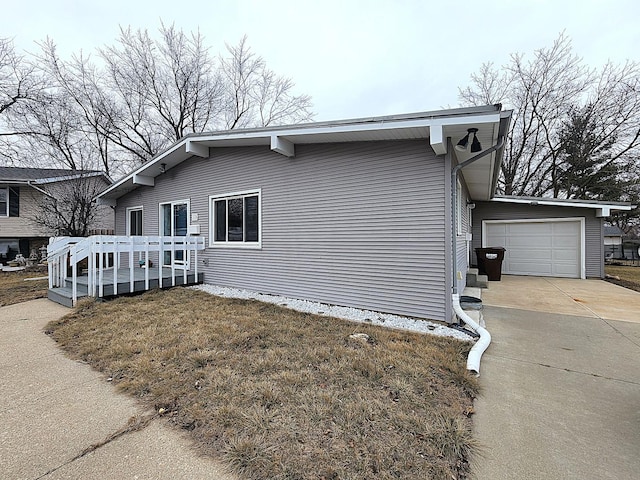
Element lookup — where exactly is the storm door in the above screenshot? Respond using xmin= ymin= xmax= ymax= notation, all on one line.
xmin=160 ymin=201 xmax=189 ymax=268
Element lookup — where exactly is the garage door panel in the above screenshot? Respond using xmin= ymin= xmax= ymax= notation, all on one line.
xmin=506 ymin=236 xmax=553 ymax=248
xmin=553 ymin=237 xmax=578 ymax=248
xmin=484 ymin=220 xmax=582 ymax=278
xmin=507 ymin=261 xmax=554 ymax=275
xmin=553 ymin=250 xmax=579 ymax=262
xmin=508 ymin=248 xmax=553 ymax=261
xmin=554 ymin=264 xmax=581 ymax=276
xmin=553 ymin=222 xmax=580 ymax=235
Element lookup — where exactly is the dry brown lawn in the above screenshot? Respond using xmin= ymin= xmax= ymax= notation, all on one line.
xmin=605 ymin=265 xmax=640 ymax=292
xmin=0 ymin=268 xmax=49 ymax=307
xmin=46 ymin=287 xmax=479 ymax=479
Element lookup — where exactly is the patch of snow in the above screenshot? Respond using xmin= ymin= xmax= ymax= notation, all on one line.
xmin=191 ymin=284 xmax=474 ymax=341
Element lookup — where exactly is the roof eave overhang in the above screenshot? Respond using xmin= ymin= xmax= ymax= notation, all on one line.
xmin=491 ymin=196 xmax=633 ymax=217
xmin=97 ymin=106 xmax=507 ymax=203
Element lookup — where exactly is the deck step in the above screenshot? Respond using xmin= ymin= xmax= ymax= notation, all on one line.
xmin=466 ymin=269 xmax=489 ymax=289
xmin=48 ymin=287 xmax=87 ymax=308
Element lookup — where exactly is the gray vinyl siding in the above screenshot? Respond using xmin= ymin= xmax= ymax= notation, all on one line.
xmin=116 ymin=140 xmax=450 ymax=321
xmin=471 ymin=201 xmax=605 ymax=278
xmin=455 ymin=180 xmax=471 ymax=294
xmin=0 ymin=187 xmax=48 ymax=238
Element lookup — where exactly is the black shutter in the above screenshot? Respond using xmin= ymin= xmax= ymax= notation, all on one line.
xmin=8 ymin=187 xmax=19 ymax=217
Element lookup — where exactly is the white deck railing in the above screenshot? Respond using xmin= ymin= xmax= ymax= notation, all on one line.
xmin=48 ymin=235 xmax=207 ymax=306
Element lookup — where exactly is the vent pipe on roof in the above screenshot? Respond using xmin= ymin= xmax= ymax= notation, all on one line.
xmin=450 ymin=135 xmax=505 ymax=376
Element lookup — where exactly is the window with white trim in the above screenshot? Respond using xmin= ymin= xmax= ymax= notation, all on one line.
xmin=0 ymin=187 xmax=7 ymax=217
xmin=210 ymin=190 xmax=261 ymax=247
xmin=126 ymin=206 xmax=143 ymax=236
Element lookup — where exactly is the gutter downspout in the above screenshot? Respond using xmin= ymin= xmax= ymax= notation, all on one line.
xmin=451 ymin=135 xmax=505 ymax=376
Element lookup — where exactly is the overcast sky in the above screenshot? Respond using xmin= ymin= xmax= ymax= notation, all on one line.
xmin=2 ymin=0 xmax=638 ymax=122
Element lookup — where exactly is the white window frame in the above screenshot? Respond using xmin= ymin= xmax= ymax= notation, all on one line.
xmin=126 ymin=206 xmax=144 ymax=236
xmin=159 ymin=199 xmax=191 ymax=267
xmin=0 ymin=187 xmax=8 ymax=217
xmin=209 ymin=189 xmax=262 ymax=249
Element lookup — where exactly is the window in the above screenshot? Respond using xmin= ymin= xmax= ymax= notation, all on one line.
xmin=1 ymin=187 xmax=19 ymax=217
xmin=0 ymin=188 xmax=7 ymax=217
xmin=210 ymin=190 xmax=261 ymax=247
xmin=126 ymin=206 xmax=143 ymax=236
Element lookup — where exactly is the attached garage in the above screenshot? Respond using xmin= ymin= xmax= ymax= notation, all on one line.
xmin=483 ymin=218 xmax=584 ymax=278
xmin=471 ymin=197 xmax=632 ymax=280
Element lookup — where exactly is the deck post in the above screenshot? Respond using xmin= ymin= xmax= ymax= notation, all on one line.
xmin=129 ymin=236 xmax=134 ymax=293
xmin=158 ymin=238 xmax=164 ymax=289
xmin=88 ymin=239 xmax=94 ymax=297
xmin=171 ymin=238 xmax=176 ymax=287
xmin=71 ymin=245 xmax=77 ymax=306
xmin=183 ymin=237 xmax=187 ymax=285
xmin=113 ymin=237 xmax=118 ymax=295
xmin=144 ymin=237 xmax=150 ymax=291
xmin=98 ymin=237 xmax=104 ymax=297
xmin=62 ymin=251 xmax=68 ymax=283
xmin=194 ymin=238 xmax=198 ymax=281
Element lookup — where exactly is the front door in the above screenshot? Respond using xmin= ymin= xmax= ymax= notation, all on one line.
xmin=160 ymin=201 xmax=189 ymax=268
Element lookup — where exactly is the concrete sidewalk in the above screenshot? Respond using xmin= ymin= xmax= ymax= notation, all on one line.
xmin=472 ymin=304 xmax=640 ymax=479
xmin=0 ymin=299 xmax=235 ymax=480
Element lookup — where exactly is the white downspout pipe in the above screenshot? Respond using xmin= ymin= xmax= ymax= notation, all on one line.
xmin=451 ymin=135 xmax=505 ymax=376
xmin=453 ymin=293 xmax=491 ymax=375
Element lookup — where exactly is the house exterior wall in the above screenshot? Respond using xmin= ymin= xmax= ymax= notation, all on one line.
xmin=471 ymin=201 xmax=605 ymax=278
xmin=115 ymin=140 xmax=451 ymax=321
xmin=455 ymin=178 xmax=472 ymax=295
xmin=0 ymin=187 xmax=49 ymax=238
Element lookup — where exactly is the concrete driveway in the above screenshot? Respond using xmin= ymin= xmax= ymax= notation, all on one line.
xmin=472 ymin=276 xmax=640 ymax=479
xmin=482 ymin=275 xmax=640 ymax=322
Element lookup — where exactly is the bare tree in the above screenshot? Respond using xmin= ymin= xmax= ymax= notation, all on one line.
xmin=221 ymin=36 xmax=313 ymax=129
xmin=459 ymin=32 xmax=640 ymax=198
xmin=28 ymin=174 xmax=110 ymax=237
xmin=0 ymin=37 xmax=43 ymax=165
xmin=2 ymin=26 xmax=314 ymax=177
xmin=98 ymin=24 xmax=225 ymax=158
xmin=0 ymin=37 xmax=40 ymax=116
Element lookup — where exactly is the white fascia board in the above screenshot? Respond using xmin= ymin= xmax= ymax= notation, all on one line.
xmin=491 ymin=196 xmax=632 ymax=212
xmin=133 ymin=174 xmax=155 ymax=187
xmin=285 ymin=113 xmax=501 ymax=138
xmin=186 ymin=140 xmax=209 ymax=157
xmin=270 ymin=135 xmax=295 ymax=157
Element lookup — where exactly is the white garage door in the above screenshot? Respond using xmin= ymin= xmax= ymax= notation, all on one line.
xmin=483 ymin=220 xmax=583 ymax=278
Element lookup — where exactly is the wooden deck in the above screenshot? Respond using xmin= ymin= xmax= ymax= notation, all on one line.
xmin=48 ymin=267 xmax=204 ymax=307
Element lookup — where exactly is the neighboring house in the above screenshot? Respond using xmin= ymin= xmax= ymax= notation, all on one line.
xmin=0 ymin=167 xmax=113 ymax=262
xmin=603 ymin=225 xmax=624 ymax=259
xmin=95 ymin=105 xmax=631 ymax=323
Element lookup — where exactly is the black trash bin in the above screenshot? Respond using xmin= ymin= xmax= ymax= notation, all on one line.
xmin=475 ymin=247 xmax=506 ymax=281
